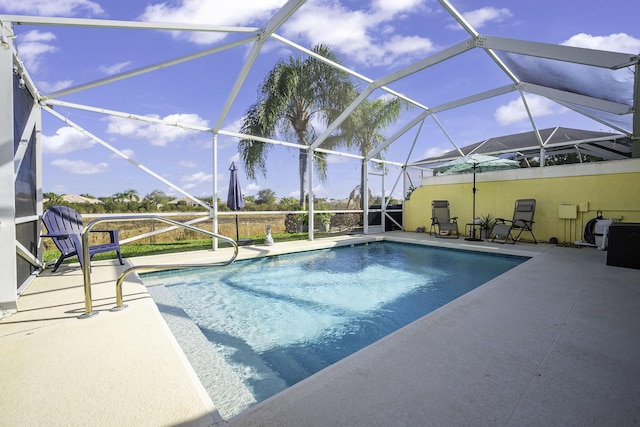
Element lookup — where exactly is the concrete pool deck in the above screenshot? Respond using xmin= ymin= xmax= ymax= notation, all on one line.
xmin=1 ymin=232 xmax=639 ymax=426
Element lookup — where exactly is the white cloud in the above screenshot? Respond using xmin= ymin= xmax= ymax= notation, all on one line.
xmin=179 ymin=160 xmax=197 ymax=168
xmin=51 ymin=159 xmax=108 ymax=174
xmin=137 ymin=0 xmax=435 ymax=67
xmin=0 ymin=0 xmax=103 ymax=16
xmin=494 ymin=94 xmax=564 ymax=126
xmin=245 ymin=182 xmax=261 ymax=195
xmin=282 ymin=1 xmax=436 ymax=67
xmin=326 ymin=155 xmax=349 ymax=164
xmin=221 ymin=117 xmax=245 ymax=136
xmin=99 ymin=61 xmax=132 ymax=75
xmin=456 ymin=7 xmax=512 ymax=30
xmin=138 ymin=0 xmax=286 ymax=45
xmin=312 ymin=184 xmax=328 ymax=197
xmin=562 ymin=33 xmax=640 ymax=54
xmin=106 ymin=113 xmax=209 ymax=146
xmin=180 ymin=171 xmax=213 ymax=189
xmin=16 ymin=30 xmax=58 ymax=73
xmin=422 ymin=147 xmax=447 ymax=159
xmin=373 ymin=0 xmax=426 ymax=15
xmin=36 ymin=80 xmax=74 ymax=93
xmin=42 ymin=126 xmax=96 ymax=153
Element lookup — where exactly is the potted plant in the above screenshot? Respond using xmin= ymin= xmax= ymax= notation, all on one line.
xmin=405 ymin=185 xmax=416 ymax=200
xmin=317 ymin=212 xmax=334 ymax=232
xmin=296 ymin=212 xmax=309 ymax=232
xmin=477 ymin=213 xmax=495 ymax=239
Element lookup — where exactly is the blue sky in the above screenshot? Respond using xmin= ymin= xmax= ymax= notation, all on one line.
xmin=2 ymin=0 xmax=639 ymax=202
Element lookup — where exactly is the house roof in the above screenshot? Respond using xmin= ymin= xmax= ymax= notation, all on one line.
xmin=414 ymin=127 xmax=633 ymax=166
xmin=61 ymin=194 xmax=103 ymax=204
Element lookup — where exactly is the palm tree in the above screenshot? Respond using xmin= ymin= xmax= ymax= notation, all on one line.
xmin=124 ymin=188 xmax=140 ymax=202
xmin=344 ymin=96 xmax=407 ymax=211
xmin=239 ymin=43 xmax=356 ymax=208
xmin=43 ymin=192 xmax=63 ymax=209
xmin=112 ymin=192 xmax=126 ymax=203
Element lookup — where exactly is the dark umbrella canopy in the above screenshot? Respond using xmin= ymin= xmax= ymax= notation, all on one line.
xmin=227 ymin=162 xmax=245 ymax=241
xmin=434 ymin=154 xmax=519 ymax=241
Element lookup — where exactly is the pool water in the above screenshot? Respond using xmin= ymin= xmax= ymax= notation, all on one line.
xmin=142 ymin=242 xmax=525 ymax=415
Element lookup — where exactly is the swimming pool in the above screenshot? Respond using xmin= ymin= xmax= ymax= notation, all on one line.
xmin=142 ymin=242 xmax=526 ymax=417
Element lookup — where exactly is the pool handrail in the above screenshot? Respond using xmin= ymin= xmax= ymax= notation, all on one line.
xmin=80 ymin=215 xmax=238 ymax=318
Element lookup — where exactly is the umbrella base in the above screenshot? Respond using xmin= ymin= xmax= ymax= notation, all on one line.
xmin=464 ymin=237 xmax=483 ymax=242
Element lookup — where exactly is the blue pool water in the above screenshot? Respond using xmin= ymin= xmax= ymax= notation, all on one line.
xmin=142 ymin=242 xmax=526 ymax=414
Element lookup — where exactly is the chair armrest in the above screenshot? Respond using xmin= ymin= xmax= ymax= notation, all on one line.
xmin=494 ymin=218 xmax=511 ymax=224
xmin=90 ymin=229 xmax=120 ymax=243
xmin=41 ymin=233 xmax=71 ymax=240
xmin=451 ymin=217 xmax=458 ymax=223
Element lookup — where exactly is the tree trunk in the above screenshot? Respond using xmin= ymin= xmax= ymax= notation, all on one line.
xmin=299 ymin=148 xmax=307 ymax=209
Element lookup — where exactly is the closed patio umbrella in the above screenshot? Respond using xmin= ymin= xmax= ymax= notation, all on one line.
xmin=227 ymin=162 xmax=245 ymax=242
xmin=434 ymin=154 xmax=519 ymax=241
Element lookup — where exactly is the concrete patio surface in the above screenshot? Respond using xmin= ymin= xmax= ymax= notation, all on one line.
xmin=1 ymin=232 xmax=639 ymax=426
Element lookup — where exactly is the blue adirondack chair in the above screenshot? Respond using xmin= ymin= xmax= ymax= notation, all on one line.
xmin=42 ymin=206 xmax=124 ymax=272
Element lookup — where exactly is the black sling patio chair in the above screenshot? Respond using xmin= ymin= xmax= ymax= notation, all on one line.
xmin=429 ymin=200 xmax=459 ymax=239
xmin=490 ymin=199 xmax=537 ymax=244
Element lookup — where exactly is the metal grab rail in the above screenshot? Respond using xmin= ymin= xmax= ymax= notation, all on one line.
xmin=80 ymin=215 xmax=238 ymax=318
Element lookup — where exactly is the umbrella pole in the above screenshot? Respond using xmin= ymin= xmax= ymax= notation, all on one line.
xmin=235 ymin=214 xmax=239 ymax=242
xmin=472 ymin=171 xmax=476 ymax=236
xmin=466 ymin=165 xmax=482 ymax=241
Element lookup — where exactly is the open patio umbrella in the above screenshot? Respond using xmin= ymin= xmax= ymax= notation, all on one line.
xmin=227 ymin=162 xmax=245 ymax=242
xmin=433 ymin=154 xmax=519 ymax=241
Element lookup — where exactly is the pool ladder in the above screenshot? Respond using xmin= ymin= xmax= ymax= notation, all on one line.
xmin=79 ymin=215 xmax=238 ymax=318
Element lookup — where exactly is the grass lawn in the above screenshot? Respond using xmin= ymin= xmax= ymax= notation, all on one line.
xmin=43 ymin=232 xmax=317 ymax=264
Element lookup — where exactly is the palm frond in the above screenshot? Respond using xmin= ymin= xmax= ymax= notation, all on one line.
xmin=238 ymin=43 xmax=358 ymax=205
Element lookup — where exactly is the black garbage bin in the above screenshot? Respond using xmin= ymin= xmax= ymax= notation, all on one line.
xmin=606 ymin=222 xmax=640 ymax=270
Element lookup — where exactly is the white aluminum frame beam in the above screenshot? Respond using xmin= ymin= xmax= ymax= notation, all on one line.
xmin=0 ymin=40 xmax=18 ymax=312
xmin=633 ymin=63 xmax=640 ymax=157
xmin=46 ymin=35 xmax=258 ymax=99
xmin=13 ymin=102 xmax=38 ymax=176
xmin=427 ymin=84 xmax=517 ymax=115
xmin=273 ymin=33 xmax=430 ymax=112
xmin=437 ymin=0 xmax=520 ymax=84
xmin=408 ymin=133 xmax=632 ymax=166
xmin=480 ymin=35 xmax=638 ymax=70
xmin=45 ymin=99 xmax=315 ymax=152
xmin=520 ymin=82 xmax=631 ymax=115
xmin=43 ymin=106 xmax=211 ymax=210
xmin=45 ymin=99 xmax=212 ymax=131
xmin=212 ymin=0 xmax=306 ymax=133
xmin=553 ymin=99 xmax=631 ymax=136
xmin=3 ymin=14 xmax=259 ymax=34
xmin=310 ymin=38 xmax=474 ymax=151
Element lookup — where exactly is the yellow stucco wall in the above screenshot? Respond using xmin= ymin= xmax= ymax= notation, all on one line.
xmin=404 ymin=159 xmax=640 ymax=243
